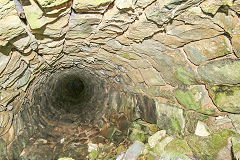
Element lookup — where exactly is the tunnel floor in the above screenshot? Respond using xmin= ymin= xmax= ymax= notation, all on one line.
xmin=19 ymin=118 xmax=131 ymax=160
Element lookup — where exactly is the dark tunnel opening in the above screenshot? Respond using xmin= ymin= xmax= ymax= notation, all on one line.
xmin=13 ymin=67 xmax=138 ymax=159
xmin=33 ymin=68 xmax=110 ymax=123
xmin=57 ymin=74 xmax=85 ymax=103
xmin=6 ymin=65 xmax=160 ymax=160
xmin=53 ymin=73 xmax=86 ymax=113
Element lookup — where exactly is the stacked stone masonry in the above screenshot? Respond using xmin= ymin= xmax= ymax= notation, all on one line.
xmin=1 ymin=0 xmax=240 ymax=159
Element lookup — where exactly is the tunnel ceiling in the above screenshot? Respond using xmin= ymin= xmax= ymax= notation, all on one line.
xmin=1 ymin=0 xmax=240 ymax=159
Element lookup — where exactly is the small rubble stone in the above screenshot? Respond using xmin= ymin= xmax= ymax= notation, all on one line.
xmin=195 ymin=121 xmax=210 ymax=137
xmin=123 ymin=141 xmax=145 ymax=160
xmin=148 ymin=130 xmax=166 ymax=148
xmin=153 ymin=136 xmax=174 ymax=155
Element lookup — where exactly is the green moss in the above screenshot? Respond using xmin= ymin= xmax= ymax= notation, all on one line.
xmin=114 ymin=145 xmax=126 ymax=155
xmin=128 ymin=121 xmax=161 ymax=143
xmin=234 ymin=143 xmax=240 ymax=153
xmin=186 ymin=129 xmax=235 ymax=160
xmin=174 ymin=89 xmax=200 ymax=111
xmin=199 ymin=109 xmax=216 ymax=115
xmin=135 ymin=121 xmax=159 ymax=135
xmin=156 ymin=103 xmax=185 ymax=136
xmin=162 ymin=151 xmax=193 ymax=160
xmin=211 ymin=85 xmax=240 ymax=113
xmin=117 ymin=52 xmax=140 ymax=60
xmin=171 ymin=118 xmax=181 ymax=136
xmin=89 ymin=150 xmax=99 ymax=160
xmin=175 ymin=67 xmax=195 ymax=85
xmin=211 ymin=85 xmax=234 ymax=96
xmin=158 ymin=114 xmax=181 ymax=136
xmin=174 ymin=87 xmax=216 ymax=115
xmin=165 ymin=139 xmax=193 ymax=156
xmin=232 ymin=136 xmax=240 ymax=159
xmin=132 ymin=122 xmax=142 ymax=130
xmin=129 ymin=129 xmax=146 ymax=143
xmin=138 ymin=153 xmax=156 ymax=160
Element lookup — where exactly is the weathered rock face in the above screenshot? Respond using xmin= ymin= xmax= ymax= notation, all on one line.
xmin=183 ymin=35 xmax=232 ymax=65
xmin=198 ymin=59 xmax=240 ymax=85
xmin=73 ymin=0 xmax=113 ymax=13
xmin=174 ymin=85 xmax=218 ymax=115
xmin=0 ymin=0 xmax=240 ymax=159
xmin=209 ymin=85 xmax=240 ymax=113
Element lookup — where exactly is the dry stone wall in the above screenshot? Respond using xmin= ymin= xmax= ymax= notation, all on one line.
xmin=1 ymin=0 xmax=240 ymax=159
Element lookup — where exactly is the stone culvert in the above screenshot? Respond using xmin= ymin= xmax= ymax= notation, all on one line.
xmin=1 ymin=0 xmax=240 ymax=159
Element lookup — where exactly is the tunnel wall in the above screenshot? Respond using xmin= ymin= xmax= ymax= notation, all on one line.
xmin=1 ymin=0 xmax=240 ymax=159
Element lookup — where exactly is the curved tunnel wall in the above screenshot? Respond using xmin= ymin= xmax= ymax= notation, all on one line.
xmin=1 ymin=0 xmax=240 ymax=159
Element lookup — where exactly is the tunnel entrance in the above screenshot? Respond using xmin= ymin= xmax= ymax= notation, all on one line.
xmin=14 ymin=67 xmax=140 ymax=160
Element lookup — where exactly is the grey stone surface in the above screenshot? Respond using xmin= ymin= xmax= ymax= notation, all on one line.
xmin=124 ymin=141 xmax=145 ymax=160
xmin=198 ymin=59 xmax=240 ymax=85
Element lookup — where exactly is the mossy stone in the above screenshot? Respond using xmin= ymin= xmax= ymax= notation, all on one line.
xmin=175 ymin=67 xmax=196 ymax=85
xmin=89 ymin=150 xmax=99 ymax=160
xmin=117 ymin=52 xmax=140 ymax=60
xmin=174 ymin=86 xmax=216 ymax=115
xmin=114 ymin=145 xmax=126 ymax=155
xmin=129 ymin=128 xmax=146 ymax=143
xmin=111 ymin=130 xmax=126 ymax=145
xmin=73 ymin=0 xmax=113 ymax=13
xmin=165 ymin=138 xmax=193 ymax=156
xmin=138 ymin=153 xmax=156 ymax=160
xmin=147 ymin=87 xmax=176 ymax=104
xmin=149 ymin=124 xmax=159 ymax=134
xmin=210 ymin=85 xmax=240 ymax=113
xmin=135 ymin=120 xmax=159 ymax=135
xmin=186 ymin=129 xmax=235 ymax=160
xmin=155 ymin=102 xmax=185 ymax=136
xmin=232 ymin=135 xmax=240 ymax=159
xmin=153 ymin=136 xmax=174 ymax=155
xmin=198 ymin=59 xmax=240 ymax=85
xmin=174 ymin=88 xmax=201 ymax=110
xmin=159 ymin=151 xmax=193 ymax=160
xmin=184 ymin=111 xmax=209 ymax=135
